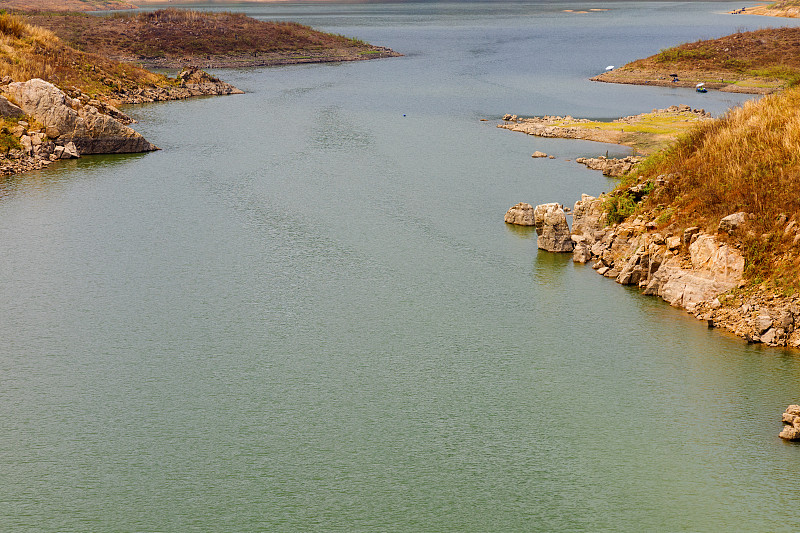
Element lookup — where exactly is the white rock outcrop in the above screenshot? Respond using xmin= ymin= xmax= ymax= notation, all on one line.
xmin=3 ymin=78 xmax=157 ymax=154
xmin=534 ymin=203 xmax=574 ymax=252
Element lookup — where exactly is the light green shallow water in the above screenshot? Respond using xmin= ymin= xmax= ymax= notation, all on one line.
xmin=1 ymin=2 xmax=800 ymax=531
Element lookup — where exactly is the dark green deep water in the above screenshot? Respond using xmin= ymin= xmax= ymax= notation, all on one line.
xmin=2 ymin=2 xmax=800 ymax=531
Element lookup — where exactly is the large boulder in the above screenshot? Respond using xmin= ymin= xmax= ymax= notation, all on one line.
xmin=504 ymin=202 xmax=535 ymax=226
xmin=534 ymin=203 xmax=574 ymax=252
xmin=571 ymin=194 xmax=605 ymax=239
xmin=648 ymin=234 xmax=744 ymax=310
xmin=3 ymin=79 xmax=157 ymax=154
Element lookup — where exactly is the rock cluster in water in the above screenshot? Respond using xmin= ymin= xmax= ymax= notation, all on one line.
xmin=780 ymin=405 xmax=800 ymax=440
xmin=116 ymin=67 xmax=244 ymax=104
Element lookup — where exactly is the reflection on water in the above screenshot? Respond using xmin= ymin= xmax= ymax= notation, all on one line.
xmin=2 ymin=2 xmax=800 ymax=531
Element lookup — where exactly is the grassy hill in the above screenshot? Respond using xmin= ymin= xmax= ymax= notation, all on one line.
xmin=0 ymin=11 xmax=174 ymax=98
xmin=20 ymin=9 xmax=400 ymax=68
xmin=621 ymin=85 xmax=800 ymax=291
xmin=594 ymin=27 xmax=800 ymax=93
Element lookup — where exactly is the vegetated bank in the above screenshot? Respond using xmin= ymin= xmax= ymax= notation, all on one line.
xmin=504 ymin=84 xmax=800 ymax=349
xmin=0 ymin=10 xmax=246 ymax=175
xmin=737 ymin=1 xmax=800 ymax=18
xmin=0 ymin=8 xmax=399 ymax=176
xmin=19 ymin=9 xmax=401 ymax=69
xmin=592 ymin=27 xmax=800 ymax=94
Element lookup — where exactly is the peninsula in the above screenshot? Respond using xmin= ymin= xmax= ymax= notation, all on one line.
xmin=592 ymin=27 xmax=800 ymax=94
xmin=498 ymin=105 xmax=712 ymax=155
xmin=19 ymin=10 xmax=401 ymax=69
xmin=0 ymin=9 xmax=399 ymax=175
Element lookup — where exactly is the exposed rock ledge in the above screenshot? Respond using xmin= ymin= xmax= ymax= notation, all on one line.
xmin=506 ymin=193 xmax=800 ymax=348
xmin=4 ymin=78 xmax=157 ymax=155
xmin=116 ymin=67 xmax=244 ymax=105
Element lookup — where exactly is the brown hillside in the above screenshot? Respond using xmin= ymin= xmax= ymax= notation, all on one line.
xmin=2 ymin=0 xmax=135 ymax=11
xmin=0 ymin=12 xmax=174 ymax=100
xmin=626 ymin=85 xmax=800 ymax=289
xmin=594 ymin=27 xmax=800 ymax=93
xmin=20 ymin=9 xmax=400 ymax=68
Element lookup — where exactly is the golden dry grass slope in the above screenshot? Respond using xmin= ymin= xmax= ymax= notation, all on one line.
xmin=630 ymin=86 xmax=800 ymax=289
xmin=0 ymin=11 xmax=175 ymax=98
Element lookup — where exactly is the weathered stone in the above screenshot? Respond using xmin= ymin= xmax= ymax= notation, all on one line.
xmin=779 ymin=425 xmax=800 ymax=440
xmin=682 ymin=226 xmax=701 ymax=248
xmin=504 ymin=202 xmax=535 ymax=226
xmin=0 ymin=95 xmax=23 ymax=118
xmin=755 ymin=314 xmax=773 ymax=335
xmin=3 ymin=79 xmax=157 ymax=154
xmin=533 ymin=203 xmax=574 ymax=252
xmin=572 ymin=242 xmax=591 ymax=263
xmin=532 ymin=151 xmax=548 ymax=158
xmin=572 ymin=194 xmax=605 ymax=239
xmin=780 ymin=405 xmax=800 ymax=439
xmin=62 ymin=142 xmax=79 ymax=159
xmin=654 ymin=234 xmax=744 ymax=309
xmin=666 ymin=236 xmax=681 ymax=250
xmin=718 ymin=211 xmax=748 ymax=234
xmin=760 ymin=327 xmax=777 ymax=345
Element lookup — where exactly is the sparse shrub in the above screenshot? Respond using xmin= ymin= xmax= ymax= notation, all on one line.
xmin=604 ymin=193 xmax=637 ymax=225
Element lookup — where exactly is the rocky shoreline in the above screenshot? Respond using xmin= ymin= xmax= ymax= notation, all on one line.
xmin=506 ymin=190 xmax=800 ymax=349
xmin=132 ymin=47 xmax=402 ymax=70
xmin=0 ymin=68 xmax=242 ymax=176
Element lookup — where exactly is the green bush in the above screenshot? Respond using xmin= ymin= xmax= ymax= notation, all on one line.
xmin=604 ymin=193 xmax=637 ymax=225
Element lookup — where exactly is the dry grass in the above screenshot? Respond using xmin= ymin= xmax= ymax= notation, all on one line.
xmin=635 ymin=86 xmax=800 ymax=289
xmin=0 ymin=11 xmax=174 ymax=100
xmin=22 ymin=9 xmax=378 ymax=65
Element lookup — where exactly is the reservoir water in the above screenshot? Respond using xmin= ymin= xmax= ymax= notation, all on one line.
xmin=2 ymin=2 xmax=800 ymax=530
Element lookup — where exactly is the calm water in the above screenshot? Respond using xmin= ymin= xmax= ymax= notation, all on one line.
xmin=2 ymin=2 xmax=800 ymax=531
